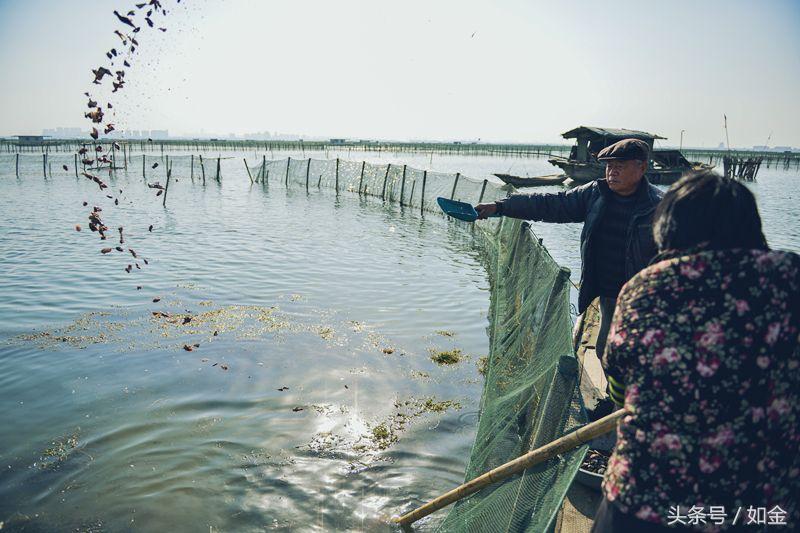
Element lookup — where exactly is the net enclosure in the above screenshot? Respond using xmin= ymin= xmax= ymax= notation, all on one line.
xmin=248 ymin=157 xmax=589 ymax=531
xmin=12 ymin=150 xmax=589 ymax=531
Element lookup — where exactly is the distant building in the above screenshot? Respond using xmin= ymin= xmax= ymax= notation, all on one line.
xmin=42 ymin=127 xmax=83 ymax=138
xmin=329 ymin=138 xmax=346 ymax=145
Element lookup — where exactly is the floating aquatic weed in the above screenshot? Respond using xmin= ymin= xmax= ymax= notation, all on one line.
xmin=37 ymin=430 xmax=83 ymax=470
xmin=476 ymin=355 xmax=489 ymax=376
xmin=435 ymin=330 xmax=455 ymax=337
xmin=409 ymin=370 xmax=430 ymax=380
xmin=12 ymin=312 xmax=126 ymax=350
xmin=429 ymin=348 xmax=464 ymax=365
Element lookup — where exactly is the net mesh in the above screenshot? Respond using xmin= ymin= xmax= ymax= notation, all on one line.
xmin=247 ymin=157 xmax=589 ymax=531
xmin=248 ymin=157 xmax=507 ymax=213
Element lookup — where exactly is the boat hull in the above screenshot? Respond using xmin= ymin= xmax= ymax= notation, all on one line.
xmin=493 ymin=173 xmax=567 ymax=187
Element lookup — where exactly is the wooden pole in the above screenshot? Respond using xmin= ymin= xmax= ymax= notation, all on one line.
xmin=74 ymin=153 xmax=78 ymax=177
xmin=190 ymin=154 xmax=194 ymax=181
xmin=399 ymin=164 xmax=407 ymax=206
xmin=335 ymin=158 xmax=340 ymax=193
xmin=42 ymin=153 xmax=46 ymax=178
xmin=142 ymin=154 xmax=146 ymax=180
xmin=244 ymin=158 xmax=253 ymax=183
xmin=15 ymin=153 xmax=19 ymax=178
xmin=358 ymin=161 xmax=365 ymax=194
xmin=216 ymin=157 xmax=221 ymax=182
xmin=199 ymin=154 xmax=206 ymax=185
xmin=409 ymin=180 xmax=416 ymax=205
xmin=305 ymin=158 xmax=311 ymax=191
xmin=381 ymin=164 xmax=391 ymax=200
xmin=420 ymin=170 xmax=427 ymax=215
xmin=450 ymin=172 xmax=460 ymax=200
xmin=285 ymin=157 xmax=291 ymax=186
xmin=393 ymin=409 xmax=627 ymax=526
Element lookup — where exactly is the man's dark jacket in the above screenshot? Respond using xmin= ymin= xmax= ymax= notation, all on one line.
xmin=495 ymin=178 xmax=664 ymax=313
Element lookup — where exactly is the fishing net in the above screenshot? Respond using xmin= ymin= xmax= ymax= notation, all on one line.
xmin=436 ymin=216 xmax=588 ymax=532
xmin=248 ymin=157 xmax=504 ymax=213
xmin=248 ymin=157 xmax=589 ymax=531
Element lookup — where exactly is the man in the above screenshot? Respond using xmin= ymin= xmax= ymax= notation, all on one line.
xmin=476 ymin=138 xmax=663 ymax=365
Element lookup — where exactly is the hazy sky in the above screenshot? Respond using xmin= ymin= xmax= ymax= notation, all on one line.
xmin=1 ymin=0 xmax=798 ymax=146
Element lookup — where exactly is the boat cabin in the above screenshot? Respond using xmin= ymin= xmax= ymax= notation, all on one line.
xmin=561 ymin=126 xmax=666 ymax=163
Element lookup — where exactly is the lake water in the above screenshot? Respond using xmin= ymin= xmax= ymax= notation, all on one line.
xmin=0 ymin=150 xmax=797 ymax=531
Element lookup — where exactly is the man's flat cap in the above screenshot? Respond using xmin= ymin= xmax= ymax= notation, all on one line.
xmin=597 ymin=138 xmax=650 ymax=161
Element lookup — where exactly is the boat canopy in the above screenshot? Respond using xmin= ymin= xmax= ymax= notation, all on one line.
xmin=561 ymin=126 xmax=666 ymax=141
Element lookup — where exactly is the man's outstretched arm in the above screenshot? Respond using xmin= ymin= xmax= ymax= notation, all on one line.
xmin=476 ymin=182 xmax=593 ymax=222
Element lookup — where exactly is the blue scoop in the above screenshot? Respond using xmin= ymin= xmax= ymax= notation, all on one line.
xmin=437 ymin=197 xmax=499 ymax=222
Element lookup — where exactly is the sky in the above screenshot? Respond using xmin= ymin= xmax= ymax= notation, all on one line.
xmin=0 ymin=0 xmax=798 ymax=147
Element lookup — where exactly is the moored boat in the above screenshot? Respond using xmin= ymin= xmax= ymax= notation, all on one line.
xmin=548 ymin=126 xmax=713 ymax=185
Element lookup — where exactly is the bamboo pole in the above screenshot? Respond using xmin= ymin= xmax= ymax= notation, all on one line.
xmin=162 ymin=165 xmax=172 ymax=207
xmin=393 ymin=409 xmax=627 ymax=526
xmin=381 ymin=164 xmax=391 ymax=200
xmin=244 ymin=158 xmax=253 ymax=184
xmin=199 ymin=154 xmax=206 ymax=185
xmin=142 ymin=154 xmax=146 ymax=180
xmin=190 ymin=154 xmax=194 ymax=181
xmin=216 ymin=157 xmax=221 ymax=182
xmin=74 ymin=153 xmax=78 ymax=178
xmin=305 ymin=158 xmax=311 ymax=191
xmin=478 ymin=179 xmax=488 ymax=204
xmin=450 ymin=172 xmax=460 ymax=200
xmin=15 ymin=153 xmax=19 ymax=177
xmin=42 ymin=153 xmax=46 ymax=178
xmin=399 ymin=164 xmax=407 ymax=206
xmin=420 ymin=170 xmax=427 ymax=215
xmin=285 ymin=157 xmax=291 ymax=186
xmin=358 ymin=161 xmax=365 ymax=194
xmin=335 ymin=158 xmax=340 ymax=193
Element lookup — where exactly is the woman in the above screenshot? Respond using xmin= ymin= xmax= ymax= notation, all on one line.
xmin=593 ymin=172 xmax=799 ymax=531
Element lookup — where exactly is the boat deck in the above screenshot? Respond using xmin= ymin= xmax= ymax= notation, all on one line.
xmin=554 ymin=301 xmax=607 ymax=533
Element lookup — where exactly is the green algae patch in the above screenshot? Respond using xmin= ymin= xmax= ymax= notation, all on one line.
xmin=429 ymin=348 xmax=464 ymax=365
xmin=435 ymin=330 xmax=455 ymax=337
xmin=369 ymin=423 xmax=395 ymax=450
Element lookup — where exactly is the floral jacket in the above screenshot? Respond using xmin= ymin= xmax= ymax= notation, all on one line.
xmin=601 ymin=248 xmax=800 ymax=530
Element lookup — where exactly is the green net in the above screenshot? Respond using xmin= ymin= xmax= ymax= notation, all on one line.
xmin=436 ymin=216 xmax=588 ymax=532
xmin=248 ymin=157 xmax=589 ymax=531
xmin=248 ymin=157 xmax=507 ymax=212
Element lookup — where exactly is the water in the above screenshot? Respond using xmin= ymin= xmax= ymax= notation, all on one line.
xmin=0 ymin=151 xmax=797 ymax=532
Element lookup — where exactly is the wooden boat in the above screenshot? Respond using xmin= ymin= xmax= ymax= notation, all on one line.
xmin=493 ymin=173 xmax=567 ymax=187
xmin=548 ymin=126 xmax=714 ymax=185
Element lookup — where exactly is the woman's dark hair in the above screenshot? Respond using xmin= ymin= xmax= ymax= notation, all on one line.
xmin=653 ymin=170 xmax=768 ymax=252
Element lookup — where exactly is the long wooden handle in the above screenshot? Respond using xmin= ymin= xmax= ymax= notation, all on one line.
xmin=392 ymin=408 xmax=626 ymax=526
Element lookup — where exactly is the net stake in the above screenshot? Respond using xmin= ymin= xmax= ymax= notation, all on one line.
xmin=244 ymin=158 xmax=253 ymax=184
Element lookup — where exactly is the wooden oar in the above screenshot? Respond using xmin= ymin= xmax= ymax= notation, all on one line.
xmin=392 ymin=408 xmax=627 ymax=527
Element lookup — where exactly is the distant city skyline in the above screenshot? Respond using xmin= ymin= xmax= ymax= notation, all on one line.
xmin=1 ymin=0 xmax=798 ymax=147
xmin=15 ymin=125 xmax=795 ymax=151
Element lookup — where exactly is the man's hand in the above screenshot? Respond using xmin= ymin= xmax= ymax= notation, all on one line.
xmin=475 ymin=202 xmax=498 ymax=220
